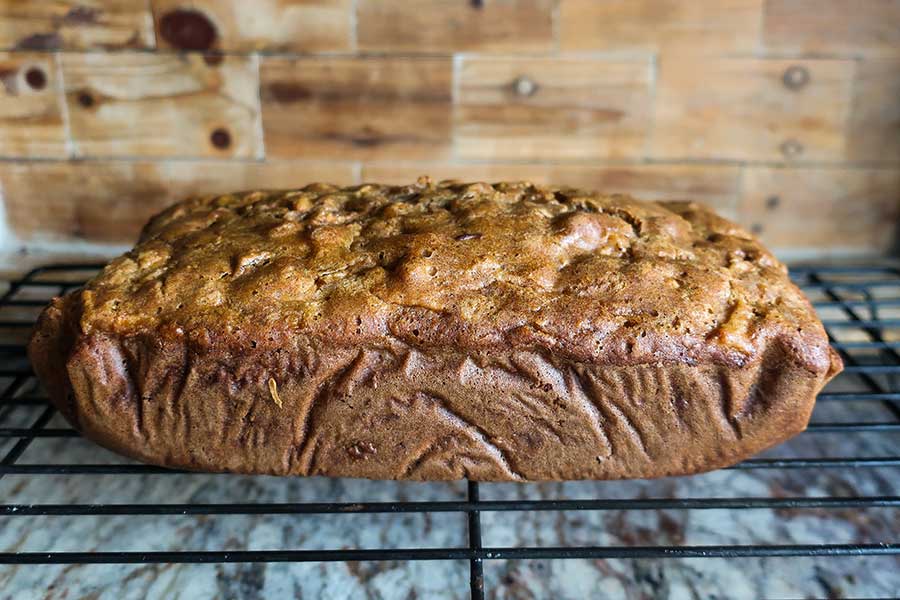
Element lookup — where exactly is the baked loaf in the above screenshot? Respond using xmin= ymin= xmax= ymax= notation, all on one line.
xmin=29 ymin=180 xmax=842 ymax=480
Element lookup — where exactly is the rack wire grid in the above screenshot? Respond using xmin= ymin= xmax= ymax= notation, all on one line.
xmin=1 ymin=263 xmax=899 ymax=598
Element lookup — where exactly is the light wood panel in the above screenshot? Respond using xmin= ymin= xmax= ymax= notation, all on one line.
xmin=357 ymin=0 xmax=554 ymax=53
xmin=260 ymin=56 xmax=453 ymax=160
xmin=847 ymin=59 xmax=900 ymax=162
xmin=0 ymin=52 xmax=67 ymax=158
xmin=0 ymin=0 xmax=154 ymax=50
xmin=455 ymin=57 xmax=652 ymax=160
xmin=0 ymin=0 xmax=897 ymax=259
xmin=560 ymin=0 xmax=763 ymax=54
xmin=763 ymin=0 xmax=900 ymax=56
xmin=653 ymin=58 xmax=855 ymax=161
xmin=2 ymin=160 xmax=356 ymax=243
xmin=61 ymin=53 xmax=262 ymax=158
xmin=742 ymin=167 xmax=900 ymax=254
xmin=151 ymin=0 xmax=351 ymax=52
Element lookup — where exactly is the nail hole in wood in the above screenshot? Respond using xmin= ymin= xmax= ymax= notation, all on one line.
xmin=782 ymin=65 xmax=810 ymax=91
xmin=512 ymin=75 xmax=538 ymax=97
xmin=211 ymin=127 xmax=231 ymax=149
xmin=24 ymin=67 xmax=46 ymax=90
xmin=77 ymin=91 xmax=94 ymax=108
xmin=779 ymin=139 xmax=803 ymax=158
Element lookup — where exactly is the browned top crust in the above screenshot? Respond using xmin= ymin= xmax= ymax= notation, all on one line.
xmin=72 ymin=179 xmax=835 ymax=374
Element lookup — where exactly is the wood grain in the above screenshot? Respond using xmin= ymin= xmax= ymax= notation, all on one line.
xmin=260 ymin=57 xmax=452 ymax=160
xmin=0 ymin=1 xmax=897 ymax=259
xmin=456 ymin=57 xmax=652 ymax=160
xmin=357 ymin=0 xmax=553 ymax=53
xmin=763 ymin=0 xmax=900 ymax=56
xmin=151 ymin=0 xmax=350 ymax=52
xmin=2 ymin=160 xmax=356 ymax=243
xmin=61 ymin=53 xmax=262 ymax=159
xmin=362 ymin=163 xmax=741 ymax=215
xmin=560 ymin=0 xmax=763 ymax=54
xmin=742 ymin=167 xmax=900 ymax=254
xmin=0 ymin=52 xmax=67 ymax=158
xmin=847 ymin=59 xmax=900 ymax=162
xmin=0 ymin=0 xmax=153 ymax=50
xmin=653 ymin=58 xmax=854 ymax=161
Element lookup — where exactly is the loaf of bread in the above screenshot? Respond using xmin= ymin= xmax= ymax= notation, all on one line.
xmin=29 ymin=180 xmax=842 ymax=480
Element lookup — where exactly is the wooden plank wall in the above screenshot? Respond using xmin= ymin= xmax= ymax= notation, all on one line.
xmin=0 ymin=0 xmax=898 ymax=262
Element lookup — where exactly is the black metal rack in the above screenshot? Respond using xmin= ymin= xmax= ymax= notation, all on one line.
xmin=1 ymin=263 xmax=899 ymax=598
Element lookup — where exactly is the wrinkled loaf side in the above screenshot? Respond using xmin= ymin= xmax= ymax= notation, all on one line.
xmin=28 ymin=180 xmax=842 ymax=480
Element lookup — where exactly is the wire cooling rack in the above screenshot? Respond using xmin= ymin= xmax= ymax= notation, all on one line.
xmin=1 ymin=263 xmax=899 ymax=598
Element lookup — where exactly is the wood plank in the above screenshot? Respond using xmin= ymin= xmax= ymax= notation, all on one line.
xmin=560 ymin=0 xmax=763 ymax=54
xmin=456 ymin=57 xmax=652 ymax=160
xmin=61 ymin=53 xmax=262 ymax=159
xmin=763 ymin=0 xmax=900 ymax=56
xmin=653 ymin=58 xmax=854 ymax=161
xmin=0 ymin=0 xmax=153 ymax=50
xmin=357 ymin=0 xmax=553 ymax=53
xmin=2 ymin=160 xmax=357 ymax=243
xmin=151 ymin=0 xmax=350 ymax=52
xmin=741 ymin=167 xmax=900 ymax=255
xmin=847 ymin=59 xmax=900 ymax=162
xmin=362 ymin=163 xmax=535 ymax=186
xmin=0 ymin=52 xmax=67 ymax=158
xmin=260 ymin=56 xmax=453 ymax=160
xmin=362 ymin=162 xmax=741 ymax=215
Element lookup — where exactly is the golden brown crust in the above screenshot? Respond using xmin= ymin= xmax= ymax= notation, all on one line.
xmin=71 ymin=179 xmax=833 ymax=371
xmin=28 ymin=180 xmax=842 ymax=480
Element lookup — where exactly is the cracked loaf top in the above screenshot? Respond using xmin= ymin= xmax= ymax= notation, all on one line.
xmin=74 ymin=179 xmax=837 ymax=375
